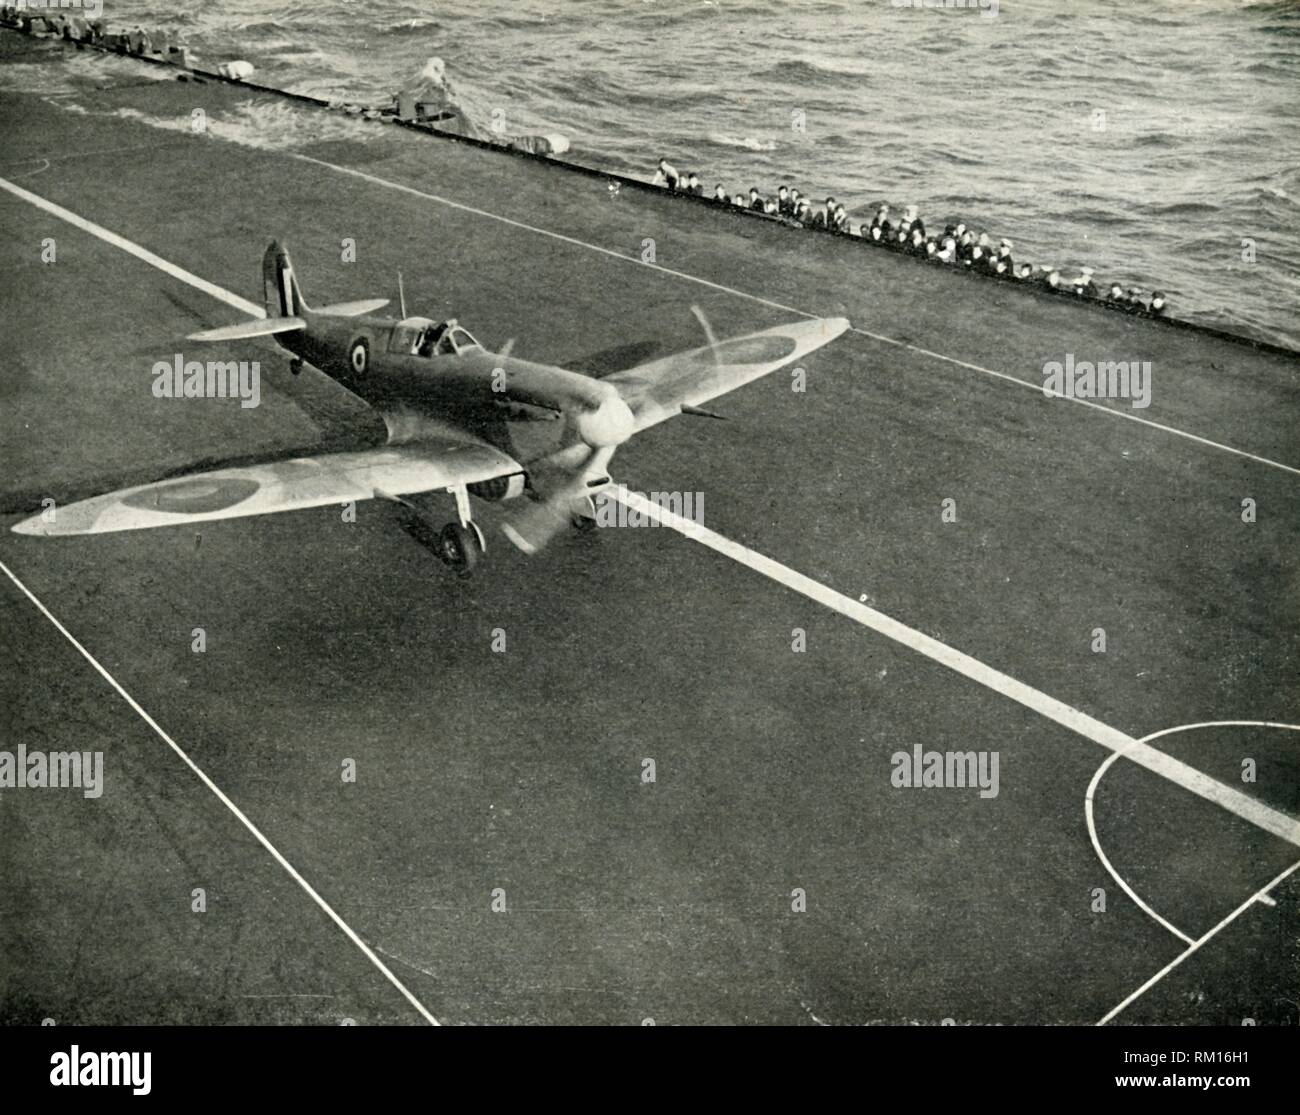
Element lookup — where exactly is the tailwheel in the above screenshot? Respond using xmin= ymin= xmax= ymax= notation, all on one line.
xmin=438 ymin=521 xmax=484 ymax=574
xmin=289 ymin=358 xmax=303 ymax=376
xmin=571 ymin=495 xmax=599 ymax=532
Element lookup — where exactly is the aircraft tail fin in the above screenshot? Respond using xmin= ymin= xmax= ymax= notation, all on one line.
xmin=262 ymin=240 xmax=311 ymax=318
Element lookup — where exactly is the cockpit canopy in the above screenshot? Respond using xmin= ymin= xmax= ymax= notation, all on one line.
xmin=388 ymin=317 xmax=482 ymax=358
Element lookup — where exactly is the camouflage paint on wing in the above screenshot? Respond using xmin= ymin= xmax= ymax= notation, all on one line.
xmin=605 ymin=317 xmax=850 ymax=432
xmin=13 ymin=442 xmax=521 ymax=537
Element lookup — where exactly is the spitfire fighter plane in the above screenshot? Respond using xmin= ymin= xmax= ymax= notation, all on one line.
xmin=14 ymin=243 xmax=849 ymax=573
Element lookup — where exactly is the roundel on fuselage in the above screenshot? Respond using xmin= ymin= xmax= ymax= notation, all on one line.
xmin=349 ymin=336 xmax=370 ymax=375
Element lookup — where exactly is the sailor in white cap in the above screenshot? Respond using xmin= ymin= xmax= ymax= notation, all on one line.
xmin=996 ymin=238 xmax=1014 ymax=275
xmin=652 ymin=158 xmax=680 ymax=190
xmin=1072 ymin=266 xmax=1097 ymax=298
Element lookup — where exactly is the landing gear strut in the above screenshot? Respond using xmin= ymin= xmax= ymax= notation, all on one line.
xmin=439 ymin=484 xmax=486 ymax=575
xmin=380 ymin=483 xmax=485 ymax=576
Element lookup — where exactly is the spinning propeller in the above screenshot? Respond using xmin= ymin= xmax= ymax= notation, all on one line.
xmin=499 ymin=398 xmax=631 ymax=554
xmin=500 ymin=305 xmax=722 ymax=555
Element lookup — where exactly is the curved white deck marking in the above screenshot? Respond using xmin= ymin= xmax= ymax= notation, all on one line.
xmin=0 ymin=559 xmax=441 ymax=1027
xmin=1095 ymin=721 xmax=1300 ymax=1024
xmin=9 ymin=158 xmax=50 ymax=180
xmin=611 ymin=490 xmax=1300 ymax=847
xmin=290 ymin=154 xmax=1300 ymax=479
xmin=1086 ymin=750 xmax=1195 ymax=945
xmin=1098 ymin=857 xmax=1300 ymax=1026
xmin=0 ymin=143 xmax=169 ymax=175
xmin=1131 ymin=720 xmax=1300 ymax=747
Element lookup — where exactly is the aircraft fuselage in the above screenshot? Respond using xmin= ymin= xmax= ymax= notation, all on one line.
xmin=278 ymin=312 xmax=608 ymax=424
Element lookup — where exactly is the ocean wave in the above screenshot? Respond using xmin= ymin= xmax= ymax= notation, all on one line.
xmin=707 ymin=133 xmax=777 ymax=152
xmin=234 ymin=21 xmax=290 ymax=35
xmin=53 ymin=0 xmax=1300 ymax=346
xmin=376 ymin=18 xmax=443 ymax=35
xmin=104 ymin=100 xmax=380 ymax=151
xmin=484 ymin=14 xmax=577 ymax=33
xmin=265 ymin=49 xmax=330 ymax=67
xmin=809 ymin=133 xmax=854 ymax=150
xmin=755 ymin=58 xmax=866 ymax=86
xmin=260 ymin=42 xmax=326 ymax=56
xmin=1145 ymin=201 xmax=1224 ymax=217
xmin=537 ymin=72 xmax=615 ymax=110
xmin=0 ymin=53 xmax=173 ymax=96
xmin=1132 ymin=133 xmax=1177 ymax=149
xmin=1242 ymin=58 xmax=1299 ymax=77
xmin=1257 ymin=22 xmax=1300 ymax=38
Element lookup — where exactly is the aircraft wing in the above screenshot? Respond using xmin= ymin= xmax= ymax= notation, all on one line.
xmin=314 ymin=298 xmax=390 ymax=317
xmin=13 ymin=439 xmax=522 ymax=537
xmin=603 ymin=316 xmax=850 ymax=433
xmin=186 ymin=301 xmax=387 ymax=343
xmin=188 ymin=316 xmax=306 ymax=342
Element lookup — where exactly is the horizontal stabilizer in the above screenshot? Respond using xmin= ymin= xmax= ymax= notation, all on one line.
xmin=188 ymin=316 xmax=307 ymax=342
xmin=314 ymin=298 xmax=390 ymax=318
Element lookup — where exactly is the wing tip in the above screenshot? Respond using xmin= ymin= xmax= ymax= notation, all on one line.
xmin=11 ymin=516 xmax=47 ymax=536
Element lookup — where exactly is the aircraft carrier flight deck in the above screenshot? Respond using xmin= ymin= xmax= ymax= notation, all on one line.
xmin=1 ymin=25 xmax=1298 ymax=1028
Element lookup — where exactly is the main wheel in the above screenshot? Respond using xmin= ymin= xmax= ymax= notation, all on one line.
xmin=438 ymin=521 xmax=483 ymax=574
xmin=570 ymin=495 xmax=599 ymax=532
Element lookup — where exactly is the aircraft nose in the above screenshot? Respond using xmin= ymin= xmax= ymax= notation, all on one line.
xmin=574 ymin=394 xmax=635 ymax=448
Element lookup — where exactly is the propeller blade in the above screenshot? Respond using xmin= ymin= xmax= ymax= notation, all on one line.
xmin=500 ymin=497 xmax=575 ymax=555
xmin=690 ymin=304 xmax=722 ymax=365
xmin=501 ymin=446 xmax=614 ymax=555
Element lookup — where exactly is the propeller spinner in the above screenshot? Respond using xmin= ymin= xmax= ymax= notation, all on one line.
xmin=500 ymin=387 xmax=633 ymax=554
xmin=500 ymin=305 xmax=717 ymax=556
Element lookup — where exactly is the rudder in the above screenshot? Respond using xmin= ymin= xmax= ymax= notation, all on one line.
xmin=262 ymin=241 xmax=310 ymax=317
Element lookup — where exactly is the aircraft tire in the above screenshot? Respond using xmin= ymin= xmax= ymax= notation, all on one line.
xmin=571 ymin=495 xmax=599 ymax=532
xmin=439 ymin=521 xmax=482 ymax=574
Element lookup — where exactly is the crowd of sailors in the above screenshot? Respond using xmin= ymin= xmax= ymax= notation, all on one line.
xmin=652 ymin=159 xmax=1168 ymax=316
xmin=0 ymin=7 xmax=1169 ymax=317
